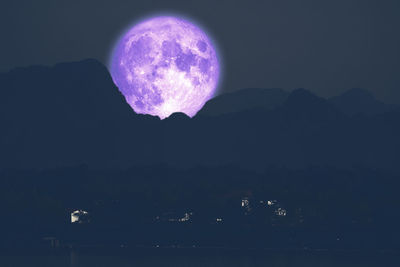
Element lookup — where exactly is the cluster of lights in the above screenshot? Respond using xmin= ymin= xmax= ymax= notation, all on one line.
xmin=179 ymin=212 xmax=193 ymax=222
xmin=71 ymin=210 xmax=89 ymax=224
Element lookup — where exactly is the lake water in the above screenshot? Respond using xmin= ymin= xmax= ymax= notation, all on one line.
xmin=0 ymin=248 xmax=398 ymax=267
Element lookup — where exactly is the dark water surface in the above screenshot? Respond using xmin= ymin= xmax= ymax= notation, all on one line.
xmin=0 ymin=248 xmax=399 ymax=267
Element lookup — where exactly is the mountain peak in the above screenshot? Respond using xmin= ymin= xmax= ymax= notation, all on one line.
xmin=287 ymin=88 xmax=319 ymax=100
xmin=285 ymin=88 xmax=328 ymax=108
xmin=166 ymin=112 xmax=191 ymax=120
xmin=281 ymin=88 xmax=341 ymax=121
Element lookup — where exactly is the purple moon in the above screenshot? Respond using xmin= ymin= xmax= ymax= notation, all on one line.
xmin=110 ymin=16 xmax=220 ymax=119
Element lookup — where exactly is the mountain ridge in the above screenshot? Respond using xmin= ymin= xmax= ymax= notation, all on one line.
xmin=1 ymin=59 xmax=399 ymax=172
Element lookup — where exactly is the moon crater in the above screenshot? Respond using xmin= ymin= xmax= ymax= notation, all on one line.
xmin=110 ymin=16 xmax=220 ymax=119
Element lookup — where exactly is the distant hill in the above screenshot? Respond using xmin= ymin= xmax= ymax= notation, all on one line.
xmin=199 ymin=87 xmax=397 ymax=117
xmin=198 ymin=88 xmax=288 ymax=116
xmin=279 ymin=88 xmax=343 ymax=122
xmin=1 ymin=60 xmax=400 ymax=172
xmin=329 ymin=88 xmax=395 ymax=116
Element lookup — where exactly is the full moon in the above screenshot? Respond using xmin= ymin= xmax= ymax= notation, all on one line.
xmin=110 ymin=16 xmax=220 ymax=119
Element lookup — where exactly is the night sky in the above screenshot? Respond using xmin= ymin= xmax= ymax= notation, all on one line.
xmin=2 ymin=0 xmax=400 ymax=103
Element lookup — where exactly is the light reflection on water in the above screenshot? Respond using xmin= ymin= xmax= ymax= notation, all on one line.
xmin=0 ymin=248 xmax=398 ymax=267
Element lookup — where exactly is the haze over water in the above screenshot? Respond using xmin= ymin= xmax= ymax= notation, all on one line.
xmin=0 ymin=249 xmax=398 ymax=267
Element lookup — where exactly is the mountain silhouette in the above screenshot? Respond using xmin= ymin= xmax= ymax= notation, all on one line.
xmin=329 ymin=88 xmax=394 ymax=116
xmin=198 ymin=88 xmax=288 ymax=116
xmin=1 ymin=59 xmax=400 ymax=172
xmin=0 ymin=59 xmax=161 ymax=168
xmin=279 ymin=88 xmax=343 ymax=122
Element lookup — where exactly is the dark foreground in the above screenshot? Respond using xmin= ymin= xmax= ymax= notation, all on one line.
xmin=0 ymin=248 xmax=399 ymax=267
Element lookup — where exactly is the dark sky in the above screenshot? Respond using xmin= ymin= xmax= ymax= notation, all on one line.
xmin=2 ymin=0 xmax=400 ymax=103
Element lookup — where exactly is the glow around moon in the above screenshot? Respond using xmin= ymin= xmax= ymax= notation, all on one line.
xmin=110 ymin=16 xmax=220 ymax=119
